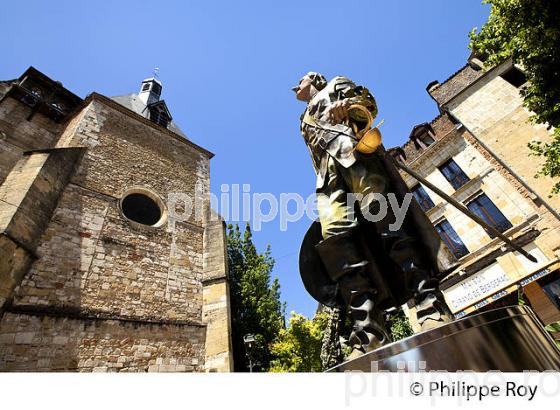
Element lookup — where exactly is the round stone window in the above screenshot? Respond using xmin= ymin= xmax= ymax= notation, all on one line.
xmin=120 ymin=189 xmax=167 ymax=228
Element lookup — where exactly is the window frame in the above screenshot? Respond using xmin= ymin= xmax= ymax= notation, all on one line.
xmin=466 ymin=193 xmax=513 ymax=238
xmin=435 ymin=218 xmax=469 ymax=259
xmin=411 ymin=184 xmax=435 ymax=212
xmin=438 ymin=158 xmax=470 ymax=190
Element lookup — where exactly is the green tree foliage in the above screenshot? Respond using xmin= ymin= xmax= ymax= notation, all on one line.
xmin=387 ymin=309 xmax=414 ymax=342
xmin=269 ymin=308 xmax=415 ymax=372
xmin=469 ymin=0 xmax=560 ymax=194
xmin=544 ymin=322 xmax=560 ymax=349
xmin=269 ymin=311 xmax=329 ymax=372
xmin=320 ymin=306 xmax=345 ymax=370
xmin=227 ymin=223 xmax=285 ymax=372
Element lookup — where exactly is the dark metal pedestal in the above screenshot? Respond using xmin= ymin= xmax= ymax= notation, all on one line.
xmin=329 ymin=306 xmax=560 ymax=372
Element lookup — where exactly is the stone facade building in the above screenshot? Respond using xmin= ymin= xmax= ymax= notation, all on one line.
xmin=399 ymin=57 xmax=560 ymax=334
xmin=0 ymin=67 xmax=233 ymax=371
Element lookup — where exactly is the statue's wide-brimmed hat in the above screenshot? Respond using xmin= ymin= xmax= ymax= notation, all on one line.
xmin=292 ymin=72 xmax=327 ymax=92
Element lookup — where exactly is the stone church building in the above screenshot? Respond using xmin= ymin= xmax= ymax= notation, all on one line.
xmin=0 ymin=67 xmax=233 ymax=372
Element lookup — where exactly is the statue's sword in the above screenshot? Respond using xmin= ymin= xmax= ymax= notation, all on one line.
xmin=389 ymin=155 xmax=538 ymax=263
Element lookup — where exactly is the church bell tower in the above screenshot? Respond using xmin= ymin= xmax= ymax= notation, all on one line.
xmin=138 ymin=77 xmax=162 ymax=106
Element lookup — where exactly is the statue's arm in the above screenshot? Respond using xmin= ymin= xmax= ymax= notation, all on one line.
xmin=332 ymin=76 xmax=378 ymax=119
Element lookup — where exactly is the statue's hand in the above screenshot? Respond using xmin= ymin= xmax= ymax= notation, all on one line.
xmin=327 ymin=99 xmax=351 ymax=124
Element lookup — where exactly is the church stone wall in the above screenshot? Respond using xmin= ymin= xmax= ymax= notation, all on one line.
xmin=0 ymin=312 xmax=204 ymax=372
xmin=8 ymin=98 xmax=209 ymax=320
xmin=0 ymin=95 xmax=63 ymax=185
xmin=0 ymin=89 xmax=232 ymax=371
xmin=202 ymin=214 xmax=233 ymax=372
xmin=0 ymin=148 xmax=84 ymax=312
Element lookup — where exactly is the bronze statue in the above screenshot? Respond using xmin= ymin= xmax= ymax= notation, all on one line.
xmin=293 ymin=72 xmax=455 ymax=360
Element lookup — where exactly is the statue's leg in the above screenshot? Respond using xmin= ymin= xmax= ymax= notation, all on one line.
xmin=379 ymin=229 xmax=453 ymax=331
xmin=343 ymin=157 xmax=452 ymax=332
xmin=316 ymin=231 xmax=391 ymax=359
xmin=316 ymin=157 xmax=390 ymax=359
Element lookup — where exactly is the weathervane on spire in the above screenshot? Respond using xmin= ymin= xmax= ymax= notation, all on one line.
xmin=153 ymin=67 xmax=160 ymax=79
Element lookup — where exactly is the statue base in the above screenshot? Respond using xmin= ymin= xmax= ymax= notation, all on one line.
xmin=328 ymin=306 xmax=560 ymax=372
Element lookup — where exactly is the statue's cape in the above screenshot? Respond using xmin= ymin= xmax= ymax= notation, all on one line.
xmin=376 ymin=145 xmax=458 ymax=274
xmin=299 ymin=218 xmax=408 ymax=309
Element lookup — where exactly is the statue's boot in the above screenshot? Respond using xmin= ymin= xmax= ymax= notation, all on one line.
xmin=414 ymin=282 xmax=453 ymax=332
xmin=316 ymin=231 xmax=391 ymax=360
xmin=382 ymin=230 xmax=452 ymax=332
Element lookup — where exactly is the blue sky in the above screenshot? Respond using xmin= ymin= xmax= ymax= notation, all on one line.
xmin=2 ymin=0 xmax=490 ymax=319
